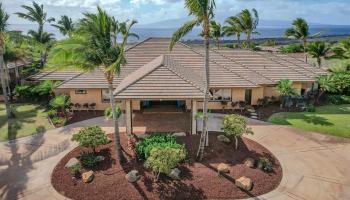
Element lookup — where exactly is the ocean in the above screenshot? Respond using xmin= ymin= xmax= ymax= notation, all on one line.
xmin=8 ymin=24 xmax=350 ymax=41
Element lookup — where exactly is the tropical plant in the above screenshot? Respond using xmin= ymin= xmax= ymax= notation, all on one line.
xmin=135 ymin=134 xmax=183 ymax=160
xmin=104 ymin=106 xmax=122 ymax=119
xmin=0 ymin=2 xmax=12 ymax=118
xmin=316 ymin=75 xmax=337 ymax=103
xmin=169 ymin=0 xmax=216 ymax=161
xmin=228 ymin=9 xmax=259 ymax=47
xmin=15 ymin=1 xmax=55 ymax=43
xmin=222 ymin=114 xmax=253 ymax=150
xmin=52 ymin=15 xmax=75 ymax=37
xmin=285 ymin=18 xmax=317 ymax=62
xmin=145 ymin=147 xmax=187 ymax=180
xmin=257 ymin=156 xmax=273 ymax=172
xmin=332 ymin=37 xmax=350 ymax=59
xmin=307 ymin=41 xmax=330 ymax=67
xmin=223 ymin=16 xmax=243 ymax=45
xmin=49 ymin=94 xmax=70 ymax=116
xmin=72 ymin=126 xmax=109 ymax=153
xmin=328 ymin=60 xmax=350 ymax=73
xmin=327 ymin=95 xmax=350 ymax=105
xmin=118 ymin=20 xmax=139 ymax=42
xmin=332 ymin=72 xmax=350 ymax=93
xmin=79 ymin=152 xmax=100 ymax=168
xmin=210 ymin=21 xmax=224 ymax=48
xmin=276 ymin=79 xmax=299 ymax=107
xmin=69 ymin=163 xmax=81 ymax=177
xmin=48 ymin=7 xmax=137 ymax=164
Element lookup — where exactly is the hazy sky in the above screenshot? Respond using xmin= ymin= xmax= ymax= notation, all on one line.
xmin=3 ymin=0 xmax=350 ymax=25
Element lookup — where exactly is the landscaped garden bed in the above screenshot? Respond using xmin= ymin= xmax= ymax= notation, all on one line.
xmin=51 ymin=130 xmax=282 ymax=200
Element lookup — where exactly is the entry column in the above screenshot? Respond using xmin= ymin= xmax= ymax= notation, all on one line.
xmin=125 ymin=100 xmax=133 ymax=135
xmin=191 ymin=100 xmax=197 ymax=134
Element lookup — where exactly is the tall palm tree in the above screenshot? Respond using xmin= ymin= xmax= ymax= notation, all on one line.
xmin=169 ymin=0 xmax=216 ymax=160
xmin=0 ymin=2 xmax=12 ymax=118
xmin=306 ymin=41 xmax=330 ymax=68
xmin=52 ymin=15 xmax=75 ymax=37
xmin=285 ymin=18 xmax=315 ymax=62
xmin=276 ymin=79 xmax=298 ymax=108
xmin=230 ymin=9 xmax=259 ymax=47
xmin=15 ymin=1 xmax=55 ymax=68
xmin=210 ymin=21 xmax=224 ymax=49
xmin=49 ymin=7 xmax=137 ymax=164
xmin=15 ymin=1 xmax=55 ymax=43
xmin=223 ymin=16 xmax=243 ymax=46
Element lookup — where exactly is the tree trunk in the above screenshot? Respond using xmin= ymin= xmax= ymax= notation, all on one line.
xmin=237 ymin=34 xmax=241 ymax=46
xmin=247 ymin=32 xmax=251 ymax=48
xmin=0 ymin=53 xmax=11 ymax=118
xmin=303 ymin=39 xmax=308 ymax=63
xmin=108 ymin=81 xmax=126 ymax=164
xmin=196 ymin=17 xmax=210 ymax=160
xmin=4 ymin=62 xmax=11 ymax=101
xmin=216 ymin=38 xmax=220 ymax=49
xmin=317 ymin=57 xmax=321 ymax=68
xmin=234 ymin=136 xmax=238 ymax=150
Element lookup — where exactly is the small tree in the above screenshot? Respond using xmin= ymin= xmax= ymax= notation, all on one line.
xmin=72 ymin=125 xmax=109 ymax=153
xmin=276 ymin=79 xmax=298 ymax=108
xmin=223 ymin=114 xmax=253 ymax=150
xmin=104 ymin=106 xmax=121 ymax=120
xmin=145 ymin=147 xmax=187 ymax=181
xmin=317 ymin=75 xmax=337 ymax=103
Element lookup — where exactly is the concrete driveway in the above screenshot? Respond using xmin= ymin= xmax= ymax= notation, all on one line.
xmin=1 ymin=115 xmax=350 ymax=200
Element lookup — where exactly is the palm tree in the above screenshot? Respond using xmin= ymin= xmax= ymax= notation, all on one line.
xmin=276 ymin=79 xmax=298 ymax=108
xmin=210 ymin=21 xmax=224 ymax=49
xmin=49 ymin=7 xmax=137 ymax=164
xmin=15 ymin=1 xmax=55 ymax=68
xmin=223 ymin=16 xmax=243 ymax=46
xmin=0 ymin=2 xmax=12 ymax=118
xmin=332 ymin=37 xmax=350 ymax=59
xmin=169 ymin=0 xmax=216 ymax=160
xmin=230 ymin=9 xmax=259 ymax=47
xmin=307 ymin=41 xmax=330 ymax=67
xmin=316 ymin=75 xmax=336 ymax=103
xmin=52 ymin=15 xmax=75 ymax=37
xmin=15 ymin=1 xmax=55 ymax=43
xmin=285 ymin=18 xmax=316 ymax=62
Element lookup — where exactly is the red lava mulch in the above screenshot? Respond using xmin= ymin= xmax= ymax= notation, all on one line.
xmin=51 ymin=132 xmax=282 ymax=200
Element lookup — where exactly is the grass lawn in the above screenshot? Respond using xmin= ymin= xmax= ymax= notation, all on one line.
xmin=268 ymin=104 xmax=350 ymax=138
xmin=0 ymin=103 xmax=53 ymax=141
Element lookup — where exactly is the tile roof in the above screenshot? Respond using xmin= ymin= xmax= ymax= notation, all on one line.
xmin=27 ymin=70 xmax=83 ymax=81
xmin=50 ymin=37 xmax=325 ymax=99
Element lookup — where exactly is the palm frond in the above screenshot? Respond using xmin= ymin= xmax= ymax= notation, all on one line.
xmin=169 ymin=19 xmax=198 ymax=51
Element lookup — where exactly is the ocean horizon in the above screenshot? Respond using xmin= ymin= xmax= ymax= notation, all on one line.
xmin=9 ymin=24 xmax=350 ymax=42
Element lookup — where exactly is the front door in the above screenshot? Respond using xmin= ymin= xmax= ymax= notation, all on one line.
xmin=245 ymin=89 xmax=252 ymax=105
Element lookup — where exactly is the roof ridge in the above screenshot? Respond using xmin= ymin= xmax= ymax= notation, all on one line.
xmin=211 ymin=48 xmax=276 ymax=84
xmin=162 ymin=55 xmax=206 ymax=93
xmin=113 ymin=55 xmax=164 ymax=95
xmin=177 ymin=42 xmax=259 ymax=86
xmin=125 ymin=38 xmax=152 ymax=52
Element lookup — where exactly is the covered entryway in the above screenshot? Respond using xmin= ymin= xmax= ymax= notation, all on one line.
xmin=141 ymin=100 xmax=186 ymax=113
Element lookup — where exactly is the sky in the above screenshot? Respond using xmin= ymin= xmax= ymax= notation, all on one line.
xmin=3 ymin=0 xmax=350 ymax=26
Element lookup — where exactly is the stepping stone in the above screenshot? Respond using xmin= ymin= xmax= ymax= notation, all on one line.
xmin=251 ymin=116 xmax=258 ymax=119
xmin=173 ymin=132 xmax=186 ymax=137
xmin=250 ymin=113 xmax=258 ymax=116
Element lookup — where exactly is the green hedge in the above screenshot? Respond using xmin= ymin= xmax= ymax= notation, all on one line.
xmin=328 ymin=95 xmax=350 ymax=105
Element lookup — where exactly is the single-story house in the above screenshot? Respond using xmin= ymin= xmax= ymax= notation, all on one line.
xmin=30 ymin=37 xmax=326 ymax=134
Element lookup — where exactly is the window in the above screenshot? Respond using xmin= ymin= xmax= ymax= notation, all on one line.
xmin=210 ymin=89 xmax=232 ymax=101
xmin=101 ymin=89 xmax=110 ymax=103
xmin=75 ymin=89 xmax=87 ymax=94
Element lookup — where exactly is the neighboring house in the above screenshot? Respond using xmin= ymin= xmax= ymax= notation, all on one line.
xmin=29 ymin=38 xmax=326 ymax=134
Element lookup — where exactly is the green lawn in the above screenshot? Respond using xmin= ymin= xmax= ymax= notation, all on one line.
xmin=0 ymin=103 xmax=53 ymax=141
xmin=268 ymin=104 xmax=350 ymax=138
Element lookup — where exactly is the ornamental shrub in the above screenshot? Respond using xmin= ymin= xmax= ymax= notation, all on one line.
xmin=69 ymin=163 xmax=81 ymax=177
xmin=136 ymin=134 xmax=183 ymax=160
xmin=223 ymin=114 xmax=253 ymax=150
xmin=145 ymin=147 xmax=187 ymax=180
xmin=257 ymin=156 xmax=273 ymax=172
xmin=72 ymin=126 xmax=109 ymax=153
xmin=79 ymin=152 xmax=99 ymax=168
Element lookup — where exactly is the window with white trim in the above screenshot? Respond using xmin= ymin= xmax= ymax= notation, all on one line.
xmin=210 ymin=89 xmax=232 ymax=101
xmin=101 ymin=89 xmax=110 ymax=103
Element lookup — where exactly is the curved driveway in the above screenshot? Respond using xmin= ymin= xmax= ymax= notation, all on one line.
xmin=1 ymin=115 xmax=350 ymax=200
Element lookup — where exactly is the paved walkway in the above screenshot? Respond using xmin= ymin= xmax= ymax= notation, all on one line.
xmin=1 ymin=115 xmax=350 ymax=200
